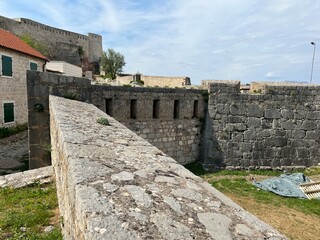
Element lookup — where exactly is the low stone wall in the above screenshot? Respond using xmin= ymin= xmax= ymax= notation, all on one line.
xmin=91 ymin=85 xmax=206 ymax=165
xmin=201 ymin=80 xmax=320 ymax=169
xmin=50 ymin=95 xmax=285 ymax=239
xmin=116 ymin=74 xmax=191 ymax=87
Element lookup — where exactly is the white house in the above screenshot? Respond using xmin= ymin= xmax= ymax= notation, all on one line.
xmin=0 ymin=28 xmax=48 ymax=127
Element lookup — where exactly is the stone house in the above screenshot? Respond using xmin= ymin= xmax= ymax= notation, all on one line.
xmin=0 ymin=28 xmax=48 ymax=127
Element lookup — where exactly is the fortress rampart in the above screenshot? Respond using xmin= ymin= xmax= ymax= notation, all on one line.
xmin=0 ymin=15 xmax=102 ymax=66
xmin=49 ymin=95 xmax=285 ymax=239
xmin=27 ymin=71 xmax=320 ymax=170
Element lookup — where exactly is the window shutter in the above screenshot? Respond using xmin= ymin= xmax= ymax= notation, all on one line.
xmin=2 ymin=55 xmax=13 ymax=76
xmin=3 ymin=103 xmax=14 ymax=123
xmin=30 ymin=62 xmax=38 ymax=71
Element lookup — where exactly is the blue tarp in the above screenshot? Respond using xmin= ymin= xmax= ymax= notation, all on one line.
xmin=253 ymin=173 xmax=310 ymax=198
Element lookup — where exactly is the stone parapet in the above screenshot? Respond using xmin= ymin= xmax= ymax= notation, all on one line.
xmin=49 ymin=95 xmax=286 ymax=239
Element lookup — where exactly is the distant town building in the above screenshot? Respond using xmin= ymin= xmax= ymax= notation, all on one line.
xmin=46 ymin=61 xmax=82 ymax=77
xmin=0 ymin=28 xmax=48 ymax=127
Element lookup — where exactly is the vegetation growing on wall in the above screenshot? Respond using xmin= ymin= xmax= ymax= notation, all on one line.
xmin=20 ymin=34 xmax=49 ymax=57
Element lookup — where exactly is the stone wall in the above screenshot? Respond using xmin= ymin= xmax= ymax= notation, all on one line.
xmin=27 ymin=72 xmax=205 ymax=168
xmin=0 ymin=47 xmax=45 ymax=127
xmin=91 ymin=85 xmax=206 ymax=164
xmin=49 ymin=95 xmax=285 ymax=239
xmin=116 ymin=74 xmax=191 ymax=87
xmin=27 ymin=71 xmax=91 ymax=169
xmin=201 ymin=80 xmax=320 ymax=170
xmin=0 ymin=15 xmax=102 ymax=66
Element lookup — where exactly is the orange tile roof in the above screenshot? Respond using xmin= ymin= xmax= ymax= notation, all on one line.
xmin=0 ymin=28 xmax=48 ymax=61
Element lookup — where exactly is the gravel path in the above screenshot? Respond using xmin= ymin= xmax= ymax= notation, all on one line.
xmin=0 ymin=131 xmax=28 ymax=175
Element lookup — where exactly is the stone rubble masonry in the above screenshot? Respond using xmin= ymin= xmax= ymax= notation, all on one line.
xmin=27 ymin=71 xmax=206 ymax=168
xmin=116 ymin=74 xmax=191 ymax=87
xmin=49 ymin=95 xmax=286 ymax=240
xmin=0 ymin=166 xmax=53 ymax=188
xmin=27 ymin=71 xmax=91 ymax=169
xmin=91 ymin=85 xmax=206 ymax=165
xmin=201 ymin=80 xmax=320 ymax=170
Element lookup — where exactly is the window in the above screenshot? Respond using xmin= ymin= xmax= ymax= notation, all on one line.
xmin=153 ymin=100 xmax=160 ymax=119
xmin=30 ymin=62 xmax=38 ymax=71
xmin=130 ymin=99 xmax=137 ymax=119
xmin=1 ymin=55 xmax=13 ymax=76
xmin=3 ymin=102 xmax=14 ymax=123
xmin=193 ymin=100 xmax=199 ymax=118
xmin=105 ymin=98 xmax=113 ymax=116
xmin=173 ymin=100 xmax=180 ymax=119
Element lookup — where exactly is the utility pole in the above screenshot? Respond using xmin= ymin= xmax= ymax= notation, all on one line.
xmin=310 ymin=42 xmax=316 ymax=84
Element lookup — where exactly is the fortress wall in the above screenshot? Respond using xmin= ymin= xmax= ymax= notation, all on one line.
xmin=91 ymin=85 xmax=207 ymax=165
xmin=0 ymin=15 xmax=102 ymax=65
xmin=116 ymin=74 xmax=191 ymax=87
xmin=27 ymin=71 xmax=91 ymax=169
xmin=49 ymin=95 xmax=285 ymax=239
xmin=201 ymin=80 xmax=320 ymax=170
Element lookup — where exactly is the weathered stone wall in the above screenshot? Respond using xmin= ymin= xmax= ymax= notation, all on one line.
xmin=116 ymin=74 xmax=191 ymax=87
xmin=49 ymin=95 xmax=286 ymax=239
xmin=0 ymin=47 xmax=45 ymax=127
xmin=91 ymin=85 xmax=206 ymax=164
xmin=201 ymin=80 xmax=320 ymax=170
xmin=27 ymin=72 xmax=205 ymax=168
xmin=0 ymin=15 xmax=102 ymax=65
xmin=27 ymin=71 xmax=91 ymax=169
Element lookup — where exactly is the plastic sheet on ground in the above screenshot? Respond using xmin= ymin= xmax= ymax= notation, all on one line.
xmin=253 ymin=173 xmax=310 ymax=198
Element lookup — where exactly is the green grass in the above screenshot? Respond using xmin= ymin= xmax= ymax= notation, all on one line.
xmin=0 ymin=183 xmax=62 ymax=240
xmin=185 ymin=162 xmax=320 ymax=217
xmin=0 ymin=123 xmax=28 ymax=139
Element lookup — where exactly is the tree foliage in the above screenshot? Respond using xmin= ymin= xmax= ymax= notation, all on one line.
xmin=100 ymin=48 xmax=126 ymax=80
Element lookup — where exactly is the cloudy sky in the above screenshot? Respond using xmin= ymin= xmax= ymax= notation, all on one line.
xmin=1 ymin=0 xmax=320 ymax=85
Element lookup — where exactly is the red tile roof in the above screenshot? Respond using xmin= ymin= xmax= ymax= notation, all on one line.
xmin=0 ymin=29 xmax=48 ymax=61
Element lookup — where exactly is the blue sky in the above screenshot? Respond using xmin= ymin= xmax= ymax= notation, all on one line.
xmin=1 ymin=0 xmax=320 ymax=85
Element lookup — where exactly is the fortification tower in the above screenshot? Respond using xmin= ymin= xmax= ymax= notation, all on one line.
xmin=0 ymin=15 xmax=102 ymax=70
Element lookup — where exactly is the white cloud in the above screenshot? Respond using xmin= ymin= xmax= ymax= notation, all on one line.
xmin=1 ymin=0 xmax=320 ymax=84
xmin=265 ymin=71 xmax=282 ymax=79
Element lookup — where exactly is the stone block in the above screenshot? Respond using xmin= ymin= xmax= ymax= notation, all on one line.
xmin=247 ymin=117 xmax=261 ymax=129
xmin=292 ymin=130 xmax=306 ymax=139
xmin=281 ymin=109 xmax=294 ymax=119
xmin=265 ymin=108 xmax=281 ymax=119
xmin=248 ymin=104 xmax=263 ymax=117
xmin=230 ymin=104 xmax=246 ymax=115
xmin=302 ymin=120 xmax=316 ymax=130
xmin=244 ymin=130 xmax=256 ymax=140
xmin=267 ymin=137 xmax=287 ymax=147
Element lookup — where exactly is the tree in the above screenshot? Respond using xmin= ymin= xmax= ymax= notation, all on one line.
xmin=100 ymin=48 xmax=126 ymax=80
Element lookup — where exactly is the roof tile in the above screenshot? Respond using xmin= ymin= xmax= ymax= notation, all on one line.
xmin=0 ymin=28 xmax=48 ymax=61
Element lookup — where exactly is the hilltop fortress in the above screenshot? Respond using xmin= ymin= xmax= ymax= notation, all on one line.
xmin=0 ymin=15 xmax=102 ymax=69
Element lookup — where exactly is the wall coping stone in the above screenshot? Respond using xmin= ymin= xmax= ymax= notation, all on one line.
xmin=49 ymin=95 xmax=286 ymax=239
xmin=0 ymin=166 xmax=53 ymax=188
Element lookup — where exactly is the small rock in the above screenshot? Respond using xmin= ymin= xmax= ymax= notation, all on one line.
xmin=44 ymin=225 xmax=54 ymax=233
xmin=111 ymin=171 xmax=134 ymax=181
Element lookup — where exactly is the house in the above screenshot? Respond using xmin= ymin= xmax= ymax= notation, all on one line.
xmin=0 ymin=29 xmax=48 ymax=127
xmin=46 ymin=61 xmax=82 ymax=77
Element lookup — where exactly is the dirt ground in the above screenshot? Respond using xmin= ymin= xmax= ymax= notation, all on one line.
xmin=230 ymin=194 xmax=320 ymax=240
xmin=0 ymin=131 xmax=28 ymax=175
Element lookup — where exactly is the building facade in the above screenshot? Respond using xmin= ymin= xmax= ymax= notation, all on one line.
xmin=0 ymin=29 xmax=48 ymax=127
